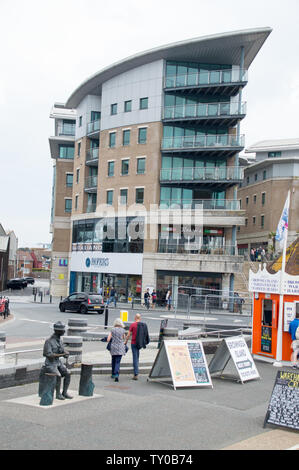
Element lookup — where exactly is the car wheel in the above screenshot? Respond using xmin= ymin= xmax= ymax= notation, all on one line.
xmin=80 ymin=305 xmax=88 ymax=314
xmin=59 ymin=305 xmax=65 ymax=312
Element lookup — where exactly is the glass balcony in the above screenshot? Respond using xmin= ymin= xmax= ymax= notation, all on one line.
xmin=158 ymin=240 xmax=237 ymax=256
xmin=159 ymin=199 xmax=240 ymax=210
xmin=87 ymin=120 xmax=100 ymax=135
xmin=57 ymin=123 xmax=76 ymax=136
xmin=160 ymin=166 xmax=244 ymax=182
xmin=86 ymin=147 xmax=99 ymax=165
xmin=163 ymin=102 xmax=246 ymax=120
xmin=162 ymin=134 xmax=244 ymax=151
xmin=86 ymin=203 xmax=97 ymax=213
xmin=84 ymin=175 xmax=98 ymax=192
xmin=164 ymin=69 xmax=248 ymax=89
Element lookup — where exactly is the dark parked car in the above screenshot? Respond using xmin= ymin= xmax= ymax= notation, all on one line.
xmin=7 ymin=278 xmax=27 ymax=289
xmin=59 ymin=292 xmax=104 ymax=314
xmin=24 ymin=277 xmax=35 ymax=285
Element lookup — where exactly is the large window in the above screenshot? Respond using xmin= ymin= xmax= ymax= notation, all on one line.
xmin=59 ymin=144 xmax=74 ymax=159
xmin=120 ymin=189 xmax=128 ymax=205
xmin=268 ymin=151 xmax=281 ymax=158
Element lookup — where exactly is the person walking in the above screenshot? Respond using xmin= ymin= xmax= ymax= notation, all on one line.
xmin=107 ymin=318 xmax=127 ymax=382
xmin=151 ymin=289 xmax=157 ymax=309
xmin=144 ymin=288 xmax=150 ymax=310
xmin=288 ymin=310 xmax=299 ymax=369
xmin=125 ymin=313 xmax=149 ymax=380
xmin=165 ymin=290 xmax=172 ymax=310
xmin=107 ymin=287 xmax=117 ymax=308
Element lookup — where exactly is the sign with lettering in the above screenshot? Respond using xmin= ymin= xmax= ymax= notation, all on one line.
xmin=249 ymin=268 xmax=299 ymax=295
xmin=264 ymin=370 xmax=299 ymax=431
xmin=284 ymin=302 xmax=295 ymax=332
xmin=209 ymin=336 xmax=260 ymax=383
xmin=148 ymin=340 xmax=212 ymax=390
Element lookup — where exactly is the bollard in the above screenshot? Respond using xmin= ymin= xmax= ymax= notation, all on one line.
xmin=34 ymin=293 xmax=36 ymax=302
xmin=63 ymin=335 xmax=83 ymax=364
xmin=49 ymin=295 xmax=52 ymax=304
xmin=67 ymin=319 xmax=88 ymax=337
xmin=79 ymin=364 xmax=94 ymax=396
xmin=0 ymin=332 xmax=6 ymax=365
xmin=104 ymin=305 xmax=109 ymax=330
xmin=40 ymin=292 xmax=43 ymax=303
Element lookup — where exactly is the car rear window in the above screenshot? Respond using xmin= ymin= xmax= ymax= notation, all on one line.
xmin=89 ymin=295 xmax=101 ymax=302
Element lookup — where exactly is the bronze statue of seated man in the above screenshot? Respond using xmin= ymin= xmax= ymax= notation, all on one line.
xmin=42 ymin=321 xmax=73 ymax=400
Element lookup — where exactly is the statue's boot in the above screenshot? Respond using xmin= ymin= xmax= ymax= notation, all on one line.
xmin=55 ymin=377 xmax=65 ymax=400
xmin=62 ymin=373 xmax=73 ymax=399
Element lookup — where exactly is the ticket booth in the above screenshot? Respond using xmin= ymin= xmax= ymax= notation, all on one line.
xmin=249 ymin=266 xmax=299 ymax=365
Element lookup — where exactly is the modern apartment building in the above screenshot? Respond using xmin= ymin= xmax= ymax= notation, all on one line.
xmin=237 ymin=138 xmax=299 ymax=256
xmin=49 ymin=28 xmax=271 ymax=301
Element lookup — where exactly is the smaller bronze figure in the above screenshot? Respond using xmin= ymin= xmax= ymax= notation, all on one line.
xmin=43 ymin=321 xmax=73 ymax=400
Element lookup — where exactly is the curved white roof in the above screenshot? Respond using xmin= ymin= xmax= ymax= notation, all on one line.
xmin=66 ymin=27 xmax=272 ymax=108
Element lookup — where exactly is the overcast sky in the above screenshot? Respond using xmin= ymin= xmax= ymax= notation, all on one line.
xmin=1 ymin=0 xmax=298 ymax=247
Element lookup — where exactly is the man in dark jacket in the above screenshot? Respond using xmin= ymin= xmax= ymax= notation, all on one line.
xmin=125 ymin=314 xmax=150 ymax=380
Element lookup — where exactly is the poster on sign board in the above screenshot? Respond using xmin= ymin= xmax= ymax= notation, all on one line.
xmin=209 ymin=336 xmax=260 ymax=384
xmin=148 ymin=340 xmax=212 ymax=390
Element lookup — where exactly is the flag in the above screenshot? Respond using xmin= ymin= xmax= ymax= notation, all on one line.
xmin=275 ymin=193 xmax=290 ymax=247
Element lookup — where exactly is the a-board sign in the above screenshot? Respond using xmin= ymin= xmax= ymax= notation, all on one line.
xmin=148 ymin=340 xmax=212 ymax=390
xmin=209 ymin=336 xmax=260 ymax=383
xmin=264 ymin=370 xmax=299 ymax=431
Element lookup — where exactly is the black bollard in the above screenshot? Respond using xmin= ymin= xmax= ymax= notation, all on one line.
xmin=39 ymin=374 xmax=57 ymax=406
xmin=79 ymin=364 xmax=95 ymax=396
xmin=104 ymin=305 xmax=109 ymax=330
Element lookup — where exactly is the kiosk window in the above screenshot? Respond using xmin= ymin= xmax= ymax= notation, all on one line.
xmin=263 ymin=299 xmax=272 ymax=326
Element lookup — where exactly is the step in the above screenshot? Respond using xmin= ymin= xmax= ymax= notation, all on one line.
xmin=71 ymin=365 xmax=152 ymax=375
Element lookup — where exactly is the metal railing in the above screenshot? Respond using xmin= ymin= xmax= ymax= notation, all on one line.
xmin=2 ymin=348 xmax=42 ymax=365
xmin=163 ymin=101 xmax=246 ymax=120
xmin=158 ymin=241 xmax=237 ymax=256
xmin=84 ymin=175 xmax=98 ymax=190
xmin=86 ymin=147 xmax=99 ymax=163
xmin=159 ymin=198 xmax=240 ymax=210
xmin=164 ymin=69 xmax=248 ymax=89
xmin=87 ymin=120 xmax=100 ymax=134
xmin=162 ymin=134 xmax=245 ymax=150
xmin=160 ymin=166 xmax=244 ymax=182
xmin=57 ymin=123 xmax=76 ymax=136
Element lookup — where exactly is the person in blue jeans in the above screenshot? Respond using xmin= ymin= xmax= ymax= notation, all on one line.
xmin=107 ymin=287 xmax=117 ymax=307
xmin=107 ymin=318 xmax=126 ymax=382
xmin=125 ymin=313 xmax=149 ymax=380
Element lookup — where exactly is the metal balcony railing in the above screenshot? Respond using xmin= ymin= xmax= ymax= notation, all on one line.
xmin=57 ymin=123 xmax=76 ymax=136
xmin=163 ymin=102 xmax=246 ymax=120
xmin=162 ymin=134 xmax=245 ymax=150
xmin=86 ymin=147 xmax=99 ymax=163
xmin=160 ymin=166 xmax=244 ymax=182
xmin=84 ymin=175 xmax=98 ymax=190
xmin=164 ymin=69 xmax=248 ymax=89
xmin=159 ymin=199 xmax=241 ymax=210
xmin=87 ymin=120 xmax=100 ymax=134
xmin=158 ymin=241 xmax=237 ymax=256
